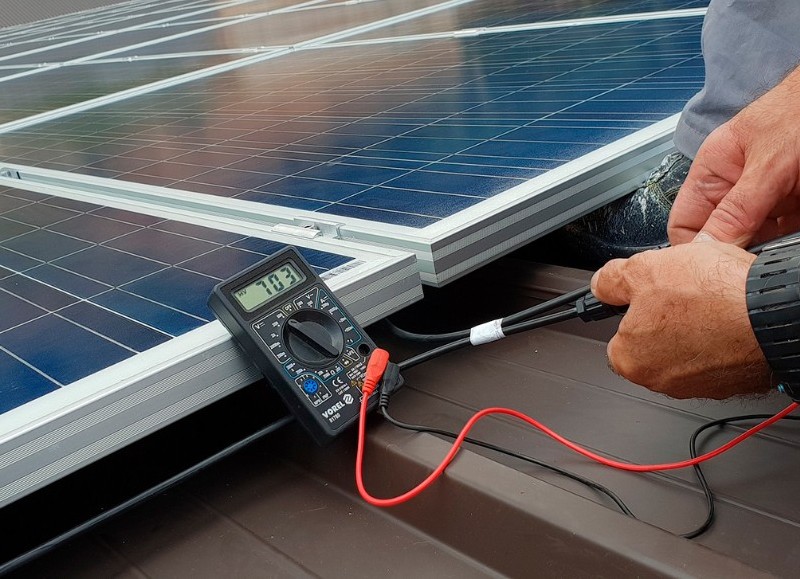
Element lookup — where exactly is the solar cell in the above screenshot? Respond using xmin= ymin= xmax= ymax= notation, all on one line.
xmin=0 ymin=18 xmax=704 ymax=229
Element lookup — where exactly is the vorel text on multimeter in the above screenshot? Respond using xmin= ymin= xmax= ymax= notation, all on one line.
xmin=208 ymin=247 xmax=379 ymax=444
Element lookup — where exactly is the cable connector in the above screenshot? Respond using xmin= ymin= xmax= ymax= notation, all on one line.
xmin=576 ymin=292 xmax=628 ymax=322
xmin=378 ymin=362 xmax=404 ymax=408
xmin=363 ymin=348 xmax=390 ymax=396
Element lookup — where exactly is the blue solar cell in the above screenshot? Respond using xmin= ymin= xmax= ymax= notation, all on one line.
xmin=0 ymin=350 xmax=58 ymax=414
xmin=26 ymin=264 xmax=111 ymax=299
xmin=180 ymin=246 xmax=268 ymax=279
xmin=123 ymin=268 xmax=218 ymax=321
xmin=91 ymin=290 xmax=206 ymax=336
xmin=0 ymin=315 xmax=133 ymax=386
xmin=105 ymin=228 xmax=219 ymax=265
xmin=322 ymin=203 xmax=437 ymax=228
xmin=0 ymin=217 xmax=34 ymax=242
xmin=3 ymin=230 xmax=92 ymax=262
xmin=0 ymin=291 xmax=46 ymax=332
xmin=0 ymin=275 xmax=79 ymax=310
xmin=53 ymin=245 xmax=166 ymax=286
xmin=59 ymin=301 xmax=171 ymax=352
xmin=49 ymin=214 xmax=141 ymax=244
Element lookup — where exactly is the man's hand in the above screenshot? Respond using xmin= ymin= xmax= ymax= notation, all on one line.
xmin=668 ymin=65 xmax=800 ymax=246
xmin=591 ymin=242 xmax=771 ymax=399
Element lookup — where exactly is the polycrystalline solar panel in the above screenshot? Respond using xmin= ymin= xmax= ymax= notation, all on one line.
xmin=0 ymin=0 xmax=292 ymax=56
xmin=110 ymin=0 xmax=451 ymax=58
xmin=0 ymin=182 xmax=420 ymax=506
xmin=0 ymin=53 xmax=242 ymax=124
xmin=0 ymin=0 xmax=201 ymax=40
xmin=1 ymin=18 xmax=703 ymax=224
xmin=350 ymin=0 xmax=708 ymax=40
xmin=0 ymin=21 xmax=240 ymax=66
xmin=0 ymin=185 xmax=353 ymax=412
xmin=0 ymin=0 xmax=317 ymax=65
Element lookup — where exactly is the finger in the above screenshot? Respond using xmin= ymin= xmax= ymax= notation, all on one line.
xmin=591 ymin=258 xmax=634 ymax=306
xmin=667 ymin=167 xmax=724 ymax=245
xmin=699 ymin=166 xmax=789 ymax=246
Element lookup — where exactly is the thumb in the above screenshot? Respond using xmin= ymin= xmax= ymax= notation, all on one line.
xmin=591 ymin=258 xmax=634 ymax=306
xmin=699 ymin=168 xmax=782 ymax=246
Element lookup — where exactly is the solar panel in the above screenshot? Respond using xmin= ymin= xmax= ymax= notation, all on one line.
xmin=0 ymin=0 xmax=318 ymax=66
xmin=348 ymin=0 xmax=708 ymax=40
xmin=1 ymin=16 xmax=704 ymax=282
xmin=0 ymin=0 xmax=213 ymax=43
xmin=0 ymin=182 xmax=420 ymax=506
xmin=0 ymin=54 xmax=245 ymax=125
xmin=110 ymin=0 xmax=454 ymax=58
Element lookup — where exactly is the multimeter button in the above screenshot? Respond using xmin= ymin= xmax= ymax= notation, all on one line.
xmin=302 ymin=378 xmax=320 ymax=395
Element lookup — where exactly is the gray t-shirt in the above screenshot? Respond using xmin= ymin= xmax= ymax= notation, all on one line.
xmin=674 ymin=0 xmax=800 ymax=158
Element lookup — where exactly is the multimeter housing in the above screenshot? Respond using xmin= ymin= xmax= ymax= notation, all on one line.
xmin=208 ymin=247 xmax=379 ymax=444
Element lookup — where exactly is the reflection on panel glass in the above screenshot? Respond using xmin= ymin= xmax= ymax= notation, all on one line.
xmin=111 ymin=0 xmax=449 ymax=59
xmin=0 ymin=53 xmax=240 ymax=124
xmin=352 ymin=0 xmax=709 ymax=40
xmin=0 ymin=0 xmax=304 ymax=64
xmin=0 ymin=18 xmax=704 ymax=228
xmin=0 ymin=185 xmax=351 ymax=413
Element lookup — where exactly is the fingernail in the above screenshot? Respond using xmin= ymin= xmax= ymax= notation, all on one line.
xmin=693 ymin=231 xmax=717 ymax=243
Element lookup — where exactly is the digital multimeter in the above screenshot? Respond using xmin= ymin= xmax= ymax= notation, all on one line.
xmin=208 ymin=247 xmax=379 ymax=444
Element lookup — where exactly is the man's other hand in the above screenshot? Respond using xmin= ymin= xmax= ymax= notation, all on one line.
xmin=668 ymin=65 xmax=800 ymax=247
xmin=591 ymin=242 xmax=771 ymax=399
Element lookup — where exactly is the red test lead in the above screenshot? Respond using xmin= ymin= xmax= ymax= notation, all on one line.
xmin=355 ymin=370 xmax=799 ymax=506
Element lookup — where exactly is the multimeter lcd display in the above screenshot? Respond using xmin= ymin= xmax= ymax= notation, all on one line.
xmin=233 ymin=261 xmax=306 ymax=312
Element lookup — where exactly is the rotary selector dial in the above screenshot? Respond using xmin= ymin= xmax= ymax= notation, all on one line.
xmin=283 ymin=309 xmax=344 ymax=367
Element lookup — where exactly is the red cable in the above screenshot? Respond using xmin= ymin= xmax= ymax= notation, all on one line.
xmin=356 ymin=351 xmax=799 ymax=507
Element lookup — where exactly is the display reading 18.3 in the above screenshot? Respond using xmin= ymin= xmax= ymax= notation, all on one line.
xmin=234 ymin=261 xmax=305 ymax=312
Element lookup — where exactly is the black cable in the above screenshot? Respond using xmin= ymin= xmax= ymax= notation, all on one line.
xmin=0 ymin=416 xmax=294 ymax=577
xmin=386 ymin=285 xmax=590 ymax=343
xmin=681 ymin=413 xmax=800 ymax=539
xmin=397 ymin=308 xmax=578 ymax=371
xmin=379 ymin=405 xmax=635 ymax=518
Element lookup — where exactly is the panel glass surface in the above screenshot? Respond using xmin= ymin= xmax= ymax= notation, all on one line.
xmin=0 ymin=185 xmax=352 ymax=413
xmin=111 ymin=0 xmax=448 ymax=58
xmin=0 ymin=53 xmax=243 ymax=124
xmin=0 ymin=0 xmax=305 ymax=65
xmin=0 ymin=21 xmax=242 ymax=66
xmin=0 ymin=0 xmax=207 ymax=43
xmin=0 ymin=18 xmax=704 ymax=228
xmin=351 ymin=0 xmax=709 ymax=40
